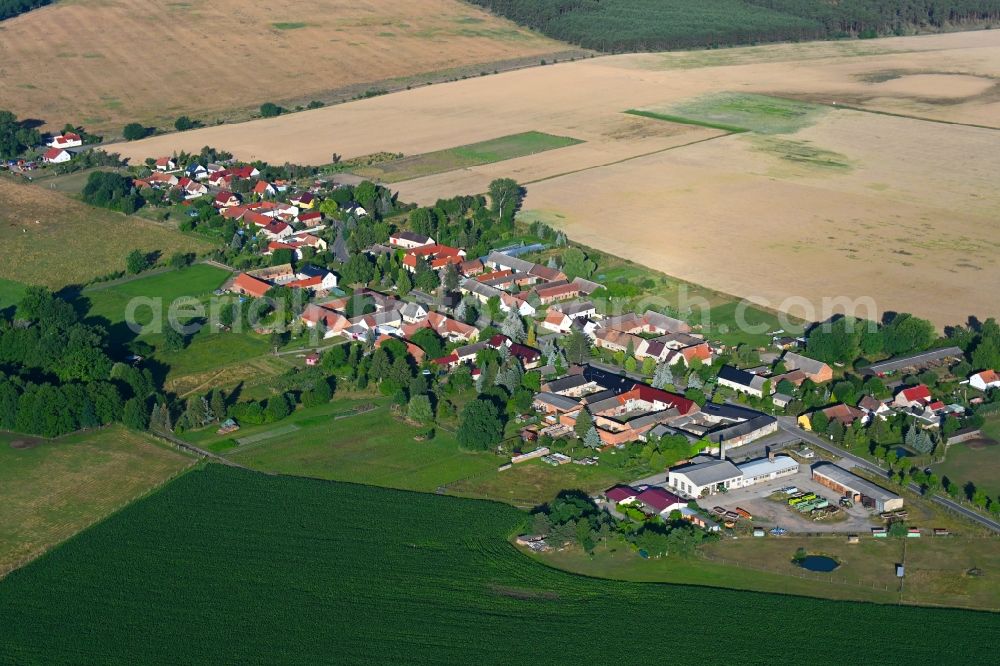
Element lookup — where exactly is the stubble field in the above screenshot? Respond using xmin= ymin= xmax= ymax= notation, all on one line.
xmin=0 ymin=0 xmax=573 ymax=134
xmin=116 ymin=31 xmax=1000 ymax=327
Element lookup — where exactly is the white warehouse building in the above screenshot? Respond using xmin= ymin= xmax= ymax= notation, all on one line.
xmin=668 ymin=458 xmax=743 ymax=498
xmin=668 ymin=454 xmax=799 ymax=498
xmin=735 ymin=455 xmax=799 ymax=488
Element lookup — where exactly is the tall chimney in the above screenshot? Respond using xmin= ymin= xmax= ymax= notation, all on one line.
xmin=720 ymin=440 xmax=726 ymax=460
xmin=768 ymin=449 xmax=775 ymax=462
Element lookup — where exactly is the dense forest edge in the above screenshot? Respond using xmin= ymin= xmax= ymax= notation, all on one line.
xmin=467 ymin=0 xmax=1000 ymax=51
xmin=0 ymin=0 xmax=51 ymax=21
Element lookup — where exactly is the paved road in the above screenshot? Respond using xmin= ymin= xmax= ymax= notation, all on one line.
xmin=719 ymin=430 xmax=800 ymax=463
xmin=776 ymin=417 xmax=1000 ymax=533
xmin=586 ymin=360 xmax=647 ymax=383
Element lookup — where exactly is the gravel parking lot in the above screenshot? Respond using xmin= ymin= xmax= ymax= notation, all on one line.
xmin=698 ymin=470 xmax=883 ymax=533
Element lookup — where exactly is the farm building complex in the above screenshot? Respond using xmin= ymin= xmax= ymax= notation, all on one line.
xmin=811 ymin=463 xmax=903 ymax=512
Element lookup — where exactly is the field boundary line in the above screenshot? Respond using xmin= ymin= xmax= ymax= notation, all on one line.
xmin=518 ymin=131 xmax=736 ymax=188
xmin=82 ymin=266 xmax=176 ymax=293
xmin=826 ymin=103 xmax=1000 ymax=132
xmin=0 ymin=454 xmax=197 ymax=581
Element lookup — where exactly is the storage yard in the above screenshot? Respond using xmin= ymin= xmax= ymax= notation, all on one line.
xmin=701 ymin=467 xmax=883 ymax=533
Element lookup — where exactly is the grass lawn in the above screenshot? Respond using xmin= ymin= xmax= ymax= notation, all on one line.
xmin=542 ymin=532 xmax=1000 ymax=610
xmin=83 ymin=264 xmax=231 ymax=333
xmin=164 ymin=353 xmax=294 ymax=398
xmin=186 ymin=398 xmax=500 ymax=492
xmin=26 ymin=167 xmax=105 ymax=195
xmin=446 ymin=458 xmax=628 ymax=507
xmin=157 ymin=330 xmax=273 ymax=385
xmin=352 ymin=131 xmax=582 ymax=183
xmin=80 ymin=264 xmax=278 ymax=385
xmin=934 ymin=418 xmax=1000 ymax=499
xmin=536 ymin=538 xmax=900 ymax=605
xmin=706 ymin=300 xmax=796 ymax=347
xmin=903 ymin=536 xmax=1000 ymax=610
xmin=0 ymin=425 xmax=194 ymax=578
xmin=0 ymin=177 xmax=214 ymax=288
xmin=0 ymin=278 xmax=27 ymax=311
xmin=983 ymin=415 xmax=1000 ymax=441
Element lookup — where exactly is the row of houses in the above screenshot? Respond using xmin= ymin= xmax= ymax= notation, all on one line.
xmin=532 ymin=364 xmax=776 ymax=450
xmin=230 ymin=263 xmax=339 ymax=301
xmin=717 ymin=351 xmax=834 ymax=399
xmin=590 ymin=311 xmax=713 ymax=369
xmin=796 ymin=381 xmax=968 ymax=432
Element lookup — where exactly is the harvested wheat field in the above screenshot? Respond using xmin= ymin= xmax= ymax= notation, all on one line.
xmin=0 ymin=0 xmax=572 ymax=135
xmin=0 ymin=177 xmax=214 ymax=288
xmin=117 ymin=31 xmax=1000 ymax=326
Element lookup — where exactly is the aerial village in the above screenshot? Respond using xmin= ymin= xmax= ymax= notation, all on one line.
xmin=15 ymin=140 xmax=999 ymax=543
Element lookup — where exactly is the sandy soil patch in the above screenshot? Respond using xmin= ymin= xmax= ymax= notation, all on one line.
xmin=871 ymin=73 xmax=995 ymax=98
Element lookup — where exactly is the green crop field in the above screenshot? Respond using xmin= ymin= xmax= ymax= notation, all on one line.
xmin=0 ymin=426 xmax=194 ymax=578
xmin=352 ymin=131 xmax=582 ymax=183
xmin=1 ymin=464 xmax=997 ymax=664
xmin=186 ymin=398 xmax=500 ymax=492
xmin=624 ymin=109 xmax=750 ymax=133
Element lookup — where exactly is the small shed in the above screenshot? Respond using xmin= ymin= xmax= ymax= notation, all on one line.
xmin=896 ymin=564 xmax=905 ymax=578
xmin=305 ymin=353 xmax=320 ymax=366
xmin=217 ymin=418 xmax=240 ymax=435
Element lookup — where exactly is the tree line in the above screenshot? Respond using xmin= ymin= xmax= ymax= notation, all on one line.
xmin=469 ymin=0 xmax=1000 ymax=52
xmin=0 ymin=288 xmax=155 ymax=437
xmin=0 ymin=0 xmax=51 ymax=21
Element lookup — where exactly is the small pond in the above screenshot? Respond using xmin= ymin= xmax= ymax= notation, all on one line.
xmin=798 ymin=555 xmax=839 ymax=572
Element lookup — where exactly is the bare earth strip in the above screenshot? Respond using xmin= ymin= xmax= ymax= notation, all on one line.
xmin=114 ymin=31 xmax=1000 ymax=326
xmin=0 ymin=0 xmax=572 ymax=134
